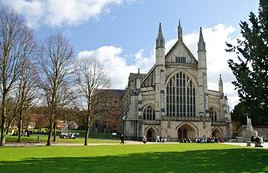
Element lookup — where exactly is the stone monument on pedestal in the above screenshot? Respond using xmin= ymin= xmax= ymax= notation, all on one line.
xmin=241 ymin=116 xmax=258 ymax=142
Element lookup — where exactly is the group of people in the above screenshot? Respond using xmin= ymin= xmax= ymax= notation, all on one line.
xmin=142 ymin=136 xmax=167 ymax=144
xmin=141 ymin=136 xmax=224 ymax=144
xmin=180 ymin=137 xmax=224 ymax=143
xmin=251 ymin=136 xmax=263 ymax=147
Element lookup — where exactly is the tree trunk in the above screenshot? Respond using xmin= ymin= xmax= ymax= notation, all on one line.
xmin=0 ymin=116 xmax=6 ymax=146
xmin=0 ymin=94 xmax=7 ymax=146
xmin=17 ymin=116 xmax=23 ymax=143
xmin=84 ymin=115 xmax=90 ymax=146
xmin=53 ymin=120 xmax=56 ymax=142
xmin=5 ymin=124 xmax=10 ymax=135
xmin=46 ymin=113 xmax=54 ymax=146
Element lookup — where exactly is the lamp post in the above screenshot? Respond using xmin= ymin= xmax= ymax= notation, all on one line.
xmin=122 ymin=115 xmax=126 ymax=139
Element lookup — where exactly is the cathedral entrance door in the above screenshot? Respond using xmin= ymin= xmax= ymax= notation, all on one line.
xmin=178 ymin=124 xmax=195 ymax=142
xmin=212 ymin=128 xmax=222 ymax=138
xmin=146 ymin=128 xmax=156 ymax=142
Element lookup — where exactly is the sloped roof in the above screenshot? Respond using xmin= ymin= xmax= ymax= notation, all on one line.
xmin=140 ymin=65 xmax=156 ymax=85
xmin=95 ymin=89 xmax=125 ymax=98
xmin=165 ymin=40 xmax=198 ymax=64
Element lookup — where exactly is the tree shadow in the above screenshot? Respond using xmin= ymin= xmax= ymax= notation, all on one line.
xmin=0 ymin=148 xmax=267 ymax=173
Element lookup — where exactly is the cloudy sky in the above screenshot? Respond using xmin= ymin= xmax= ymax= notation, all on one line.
xmin=0 ymin=0 xmax=259 ymax=109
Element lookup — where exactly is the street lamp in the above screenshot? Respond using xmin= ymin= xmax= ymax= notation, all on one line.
xmin=122 ymin=115 xmax=126 ymax=138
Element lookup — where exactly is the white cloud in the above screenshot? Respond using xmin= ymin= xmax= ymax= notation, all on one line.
xmin=134 ymin=49 xmax=154 ymax=73
xmin=0 ymin=0 xmax=128 ymax=27
xmin=77 ymin=24 xmax=240 ymax=108
xmin=181 ymin=24 xmax=239 ymax=109
xmin=77 ymin=46 xmax=155 ymax=89
xmin=78 ymin=46 xmax=137 ymax=89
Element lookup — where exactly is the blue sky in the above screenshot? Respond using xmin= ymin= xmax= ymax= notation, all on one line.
xmin=0 ymin=0 xmax=259 ymax=108
xmin=33 ymin=0 xmax=258 ymax=56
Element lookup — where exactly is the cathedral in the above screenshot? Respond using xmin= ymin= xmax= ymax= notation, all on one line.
xmin=123 ymin=22 xmax=232 ymax=141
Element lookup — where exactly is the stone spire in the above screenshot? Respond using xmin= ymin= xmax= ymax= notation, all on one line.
xmin=198 ymin=27 xmax=206 ymax=51
xmin=156 ymin=23 xmax=165 ymax=48
xmin=178 ymin=20 xmax=183 ymax=41
xmin=219 ymin=74 xmax=223 ymax=93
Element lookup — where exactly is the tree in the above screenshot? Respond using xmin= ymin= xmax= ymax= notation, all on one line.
xmin=0 ymin=11 xmax=34 ymax=146
xmin=16 ymin=60 xmax=37 ymax=142
xmin=38 ymin=33 xmax=74 ymax=146
xmin=226 ymin=0 xmax=268 ymax=125
xmin=76 ymin=58 xmax=110 ymax=146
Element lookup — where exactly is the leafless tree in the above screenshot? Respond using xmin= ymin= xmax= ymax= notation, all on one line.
xmin=76 ymin=58 xmax=110 ymax=146
xmin=38 ymin=33 xmax=74 ymax=146
xmin=16 ymin=59 xmax=37 ymax=142
xmin=0 ymin=11 xmax=34 ymax=146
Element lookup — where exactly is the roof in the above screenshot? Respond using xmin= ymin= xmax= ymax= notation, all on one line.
xmin=165 ymin=40 xmax=198 ymax=64
xmin=128 ymin=73 xmax=147 ymax=84
xmin=95 ymin=89 xmax=125 ymax=98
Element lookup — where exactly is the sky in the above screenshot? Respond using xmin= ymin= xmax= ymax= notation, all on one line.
xmin=0 ymin=0 xmax=259 ymax=109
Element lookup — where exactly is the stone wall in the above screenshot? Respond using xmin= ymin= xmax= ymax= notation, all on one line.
xmin=254 ymin=126 xmax=268 ymax=141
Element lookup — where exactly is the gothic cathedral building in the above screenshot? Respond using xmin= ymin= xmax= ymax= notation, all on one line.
xmin=123 ymin=22 xmax=232 ymax=141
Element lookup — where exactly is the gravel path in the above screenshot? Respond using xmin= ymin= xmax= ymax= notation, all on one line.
xmin=4 ymin=140 xmax=143 ymax=147
xmin=223 ymin=142 xmax=268 ymax=148
xmin=4 ymin=141 xmax=268 ymax=148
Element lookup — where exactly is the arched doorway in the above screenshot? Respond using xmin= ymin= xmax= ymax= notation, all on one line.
xmin=212 ymin=128 xmax=222 ymax=138
xmin=177 ymin=124 xmax=196 ymax=141
xmin=146 ymin=128 xmax=156 ymax=142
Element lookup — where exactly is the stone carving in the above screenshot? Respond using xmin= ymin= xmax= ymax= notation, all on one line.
xmin=241 ymin=116 xmax=257 ymax=142
xmin=61 ymin=121 xmax=68 ymax=134
xmin=246 ymin=116 xmax=253 ymax=131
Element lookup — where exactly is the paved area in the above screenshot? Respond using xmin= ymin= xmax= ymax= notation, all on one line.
xmin=4 ymin=141 xmax=268 ymax=148
xmin=4 ymin=140 xmax=144 ymax=147
xmin=224 ymin=142 xmax=268 ymax=148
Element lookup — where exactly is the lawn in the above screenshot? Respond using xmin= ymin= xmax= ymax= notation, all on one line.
xmin=0 ymin=144 xmax=267 ymax=173
xmin=5 ymin=135 xmax=119 ymax=144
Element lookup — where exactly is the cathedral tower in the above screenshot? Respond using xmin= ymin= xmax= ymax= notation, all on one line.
xmin=155 ymin=23 xmax=166 ymax=119
xmin=218 ymin=74 xmax=223 ymax=94
xmin=178 ymin=20 xmax=183 ymax=41
xmin=197 ymin=27 xmax=208 ymax=117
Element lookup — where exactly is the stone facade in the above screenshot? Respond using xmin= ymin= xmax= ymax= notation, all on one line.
xmin=123 ymin=22 xmax=232 ymax=141
xmin=91 ymin=89 xmax=124 ymax=133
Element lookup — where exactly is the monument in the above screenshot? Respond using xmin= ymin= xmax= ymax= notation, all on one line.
xmin=241 ymin=116 xmax=258 ymax=142
xmin=60 ymin=121 xmax=69 ymax=138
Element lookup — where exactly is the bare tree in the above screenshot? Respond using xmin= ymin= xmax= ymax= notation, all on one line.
xmin=53 ymin=79 xmax=77 ymax=141
xmin=4 ymin=97 xmax=17 ymax=135
xmin=0 ymin=11 xmax=34 ymax=146
xmin=76 ymin=58 xmax=110 ymax=146
xmin=16 ymin=60 xmax=37 ymax=142
xmin=38 ymin=33 xmax=74 ymax=146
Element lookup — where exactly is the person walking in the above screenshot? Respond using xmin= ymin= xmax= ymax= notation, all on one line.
xmin=120 ymin=134 xmax=124 ymax=144
xmin=143 ymin=136 xmax=147 ymax=144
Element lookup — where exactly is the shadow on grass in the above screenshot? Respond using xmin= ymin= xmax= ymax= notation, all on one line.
xmin=0 ymin=148 xmax=267 ymax=173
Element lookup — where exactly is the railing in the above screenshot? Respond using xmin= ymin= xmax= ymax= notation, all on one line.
xmin=161 ymin=116 xmax=210 ymax=121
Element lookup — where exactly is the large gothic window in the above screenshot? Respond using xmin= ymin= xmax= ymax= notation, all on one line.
xmin=143 ymin=105 xmax=155 ymax=120
xmin=166 ymin=72 xmax=196 ymax=117
xmin=209 ymin=108 xmax=217 ymax=121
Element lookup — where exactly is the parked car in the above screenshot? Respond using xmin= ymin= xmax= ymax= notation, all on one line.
xmin=60 ymin=132 xmax=68 ymax=139
xmin=60 ymin=132 xmax=77 ymax=139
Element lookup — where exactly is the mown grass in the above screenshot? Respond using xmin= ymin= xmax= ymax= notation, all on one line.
xmin=0 ymin=144 xmax=267 ymax=173
xmin=5 ymin=135 xmax=119 ymax=144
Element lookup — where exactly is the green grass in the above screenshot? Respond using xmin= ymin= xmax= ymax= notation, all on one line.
xmin=5 ymin=135 xmax=119 ymax=144
xmin=0 ymin=144 xmax=267 ymax=173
